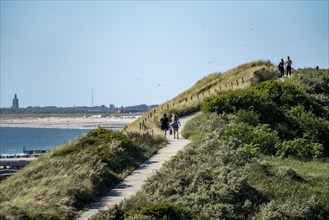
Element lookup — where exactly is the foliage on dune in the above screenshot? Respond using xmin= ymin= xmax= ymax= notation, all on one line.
xmin=92 ymin=68 xmax=329 ymax=220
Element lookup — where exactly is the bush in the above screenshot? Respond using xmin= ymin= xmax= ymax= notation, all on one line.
xmin=138 ymin=203 xmax=191 ymax=220
xmin=276 ymin=138 xmax=324 ymax=160
xmin=253 ymin=196 xmax=329 ymax=220
xmin=236 ymin=109 xmax=260 ymax=126
xmin=202 ymin=79 xmax=329 ymax=158
xmin=222 ymin=123 xmax=280 ymax=156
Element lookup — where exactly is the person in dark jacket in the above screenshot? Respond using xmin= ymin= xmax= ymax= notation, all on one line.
xmin=278 ymin=58 xmax=284 ymax=78
xmin=160 ymin=114 xmax=169 ymax=137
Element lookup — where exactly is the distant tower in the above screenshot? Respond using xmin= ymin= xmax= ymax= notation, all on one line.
xmin=12 ymin=94 xmax=19 ymax=109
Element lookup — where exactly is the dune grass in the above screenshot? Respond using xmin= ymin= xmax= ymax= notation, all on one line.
xmin=0 ymin=129 xmax=166 ymax=219
xmin=126 ymin=60 xmax=279 ymax=136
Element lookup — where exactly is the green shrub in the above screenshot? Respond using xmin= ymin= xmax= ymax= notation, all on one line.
xmin=236 ymin=109 xmax=260 ymax=126
xmin=253 ymin=196 xmax=329 ymax=220
xmin=0 ymin=203 xmax=28 ymax=220
xmin=90 ymin=205 xmax=125 ymax=220
xmin=138 ymin=203 xmax=191 ymax=220
xmin=222 ymin=123 xmax=280 ymax=156
xmin=244 ymin=144 xmax=261 ymax=157
xmin=285 ymin=105 xmax=329 ymax=152
xmin=202 ymin=79 xmax=329 ymax=157
xmin=276 ymin=138 xmax=324 ymax=160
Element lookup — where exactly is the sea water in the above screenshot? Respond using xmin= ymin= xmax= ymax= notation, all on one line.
xmin=0 ymin=127 xmax=94 ymax=155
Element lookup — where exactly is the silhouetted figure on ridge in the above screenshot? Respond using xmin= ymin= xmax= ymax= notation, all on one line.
xmin=278 ymin=58 xmax=284 ymax=78
xmin=285 ymin=56 xmax=292 ymax=77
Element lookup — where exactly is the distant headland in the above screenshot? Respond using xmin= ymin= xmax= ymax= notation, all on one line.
xmin=0 ymin=103 xmax=158 ymax=116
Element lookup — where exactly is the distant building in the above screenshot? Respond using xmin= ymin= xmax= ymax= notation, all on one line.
xmin=12 ymin=94 xmax=19 ymax=109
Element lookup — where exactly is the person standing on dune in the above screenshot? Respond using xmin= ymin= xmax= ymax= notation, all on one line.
xmin=278 ymin=58 xmax=284 ymax=78
xmin=285 ymin=56 xmax=292 ymax=77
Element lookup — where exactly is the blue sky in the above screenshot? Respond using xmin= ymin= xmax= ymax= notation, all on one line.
xmin=1 ymin=1 xmax=328 ymax=108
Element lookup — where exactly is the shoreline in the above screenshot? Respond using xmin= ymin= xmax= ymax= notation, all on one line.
xmin=0 ymin=116 xmax=137 ymax=129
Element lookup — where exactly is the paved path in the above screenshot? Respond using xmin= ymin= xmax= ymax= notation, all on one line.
xmin=77 ymin=112 xmax=199 ymax=220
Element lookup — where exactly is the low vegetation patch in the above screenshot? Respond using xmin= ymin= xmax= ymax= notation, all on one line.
xmin=0 ymin=129 xmax=166 ymax=219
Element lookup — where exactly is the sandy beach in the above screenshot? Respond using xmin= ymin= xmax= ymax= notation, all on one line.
xmin=0 ymin=115 xmax=137 ymax=129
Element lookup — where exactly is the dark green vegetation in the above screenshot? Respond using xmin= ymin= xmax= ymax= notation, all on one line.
xmin=202 ymin=78 xmax=329 ymax=159
xmin=0 ymin=129 xmax=166 ymax=219
xmin=92 ymin=68 xmax=329 ymax=219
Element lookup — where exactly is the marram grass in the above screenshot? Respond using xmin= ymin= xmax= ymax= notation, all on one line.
xmin=126 ymin=60 xmax=279 ymax=136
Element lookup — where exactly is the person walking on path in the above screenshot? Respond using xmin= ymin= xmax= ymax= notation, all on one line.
xmin=171 ymin=113 xmax=181 ymax=139
xmin=285 ymin=56 xmax=292 ymax=77
xmin=160 ymin=114 xmax=169 ymax=138
xmin=278 ymin=58 xmax=285 ymax=78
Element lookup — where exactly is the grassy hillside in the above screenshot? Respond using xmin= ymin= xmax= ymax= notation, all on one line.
xmin=92 ymin=68 xmax=329 ymax=219
xmin=126 ymin=60 xmax=278 ymax=136
xmin=0 ymin=130 xmax=166 ymax=219
xmin=0 ymin=60 xmax=280 ymax=219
